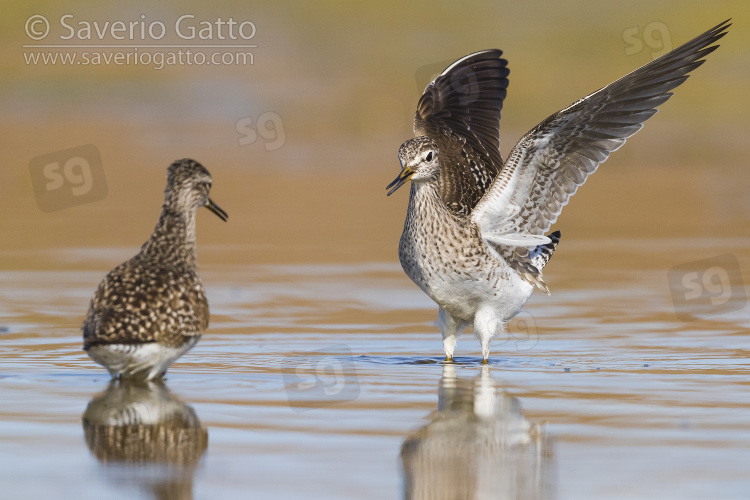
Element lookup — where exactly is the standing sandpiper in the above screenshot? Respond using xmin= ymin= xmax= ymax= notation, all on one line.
xmin=82 ymin=159 xmax=227 ymax=380
xmin=387 ymin=21 xmax=729 ymax=363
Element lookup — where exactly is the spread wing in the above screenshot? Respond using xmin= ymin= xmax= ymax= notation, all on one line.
xmin=414 ymin=49 xmax=509 ymax=215
xmin=472 ymin=19 xmax=729 ymax=241
xmin=470 ymin=19 xmax=729 ymax=292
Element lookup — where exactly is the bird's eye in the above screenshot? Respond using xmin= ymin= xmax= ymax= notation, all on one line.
xmin=425 ymin=151 xmax=434 ymax=162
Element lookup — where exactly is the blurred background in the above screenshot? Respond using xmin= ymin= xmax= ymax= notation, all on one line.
xmin=1 ymin=0 xmax=748 ymax=267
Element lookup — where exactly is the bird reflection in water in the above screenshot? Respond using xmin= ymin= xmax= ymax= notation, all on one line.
xmin=82 ymin=380 xmax=208 ymax=500
xmin=401 ymin=365 xmax=554 ymax=499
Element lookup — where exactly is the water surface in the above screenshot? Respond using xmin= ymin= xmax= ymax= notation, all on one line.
xmin=1 ymin=239 xmax=749 ymax=499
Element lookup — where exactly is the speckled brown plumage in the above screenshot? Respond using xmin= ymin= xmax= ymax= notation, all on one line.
xmin=388 ymin=21 xmax=729 ymax=362
xmin=82 ymin=158 xmax=227 ymax=380
xmin=83 ymin=259 xmax=208 ymax=347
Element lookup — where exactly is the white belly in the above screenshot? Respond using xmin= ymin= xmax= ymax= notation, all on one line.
xmin=87 ymin=337 xmax=199 ymax=381
xmin=398 ymin=194 xmax=536 ymax=328
xmin=424 ymin=267 xmax=535 ymax=323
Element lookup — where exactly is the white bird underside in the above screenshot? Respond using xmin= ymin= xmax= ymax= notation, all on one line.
xmin=87 ymin=337 xmax=199 ymax=381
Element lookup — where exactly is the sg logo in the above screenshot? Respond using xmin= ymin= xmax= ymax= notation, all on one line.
xmin=29 ymin=144 xmax=107 ymax=212
xmin=623 ymin=21 xmax=673 ymax=60
xmin=500 ymin=311 xmax=539 ymax=352
xmin=668 ymin=254 xmax=746 ymax=321
xmin=282 ymin=344 xmax=360 ymax=412
xmin=236 ymin=112 xmax=286 ymax=151
xmin=415 ymin=56 xmax=485 ymax=105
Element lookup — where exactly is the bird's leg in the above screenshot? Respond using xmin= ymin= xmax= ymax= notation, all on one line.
xmin=474 ymin=306 xmax=503 ymax=364
xmin=438 ymin=307 xmax=466 ymax=362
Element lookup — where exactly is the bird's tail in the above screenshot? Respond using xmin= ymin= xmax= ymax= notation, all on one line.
xmin=508 ymin=231 xmax=561 ymax=295
xmin=530 ymin=230 xmax=561 ymax=271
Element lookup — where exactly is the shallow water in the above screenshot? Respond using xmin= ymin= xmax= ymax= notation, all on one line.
xmin=1 ymin=238 xmax=749 ymax=499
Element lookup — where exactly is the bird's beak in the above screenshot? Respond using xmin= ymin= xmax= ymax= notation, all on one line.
xmin=386 ymin=166 xmax=415 ymax=196
xmin=205 ymin=198 xmax=228 ymax=221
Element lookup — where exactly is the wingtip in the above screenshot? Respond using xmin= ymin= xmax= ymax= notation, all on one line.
xmin=704 ymin=19 xmax=732 ymax=44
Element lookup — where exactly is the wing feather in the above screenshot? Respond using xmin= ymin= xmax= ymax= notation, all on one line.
xmin=414 ymin=50 xmax=509 ymax=214
xmin=471 ymin=20 xmax=730 ymax=240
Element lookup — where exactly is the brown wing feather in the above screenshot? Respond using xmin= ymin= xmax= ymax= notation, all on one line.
xmin=414 ymin=50 xmax=509 ymax=214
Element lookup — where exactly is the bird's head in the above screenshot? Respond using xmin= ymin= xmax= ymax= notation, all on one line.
xmin=387 ymin=137 xmax=440 ymax=195
xmin=165 ymin=159 xmax=228 ymax=221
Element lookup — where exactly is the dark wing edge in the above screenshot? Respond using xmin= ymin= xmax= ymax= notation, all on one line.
xmin=414 ymin=50 xmax=510 ymax=214
xmin=471 ymin=19 xmax=730 ymax=291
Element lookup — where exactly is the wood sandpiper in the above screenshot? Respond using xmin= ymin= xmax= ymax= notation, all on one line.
xmin=82 ymin=159 xmax=228 ymax=380
xmin=387 ymin=21 xmax=729 ymax=363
